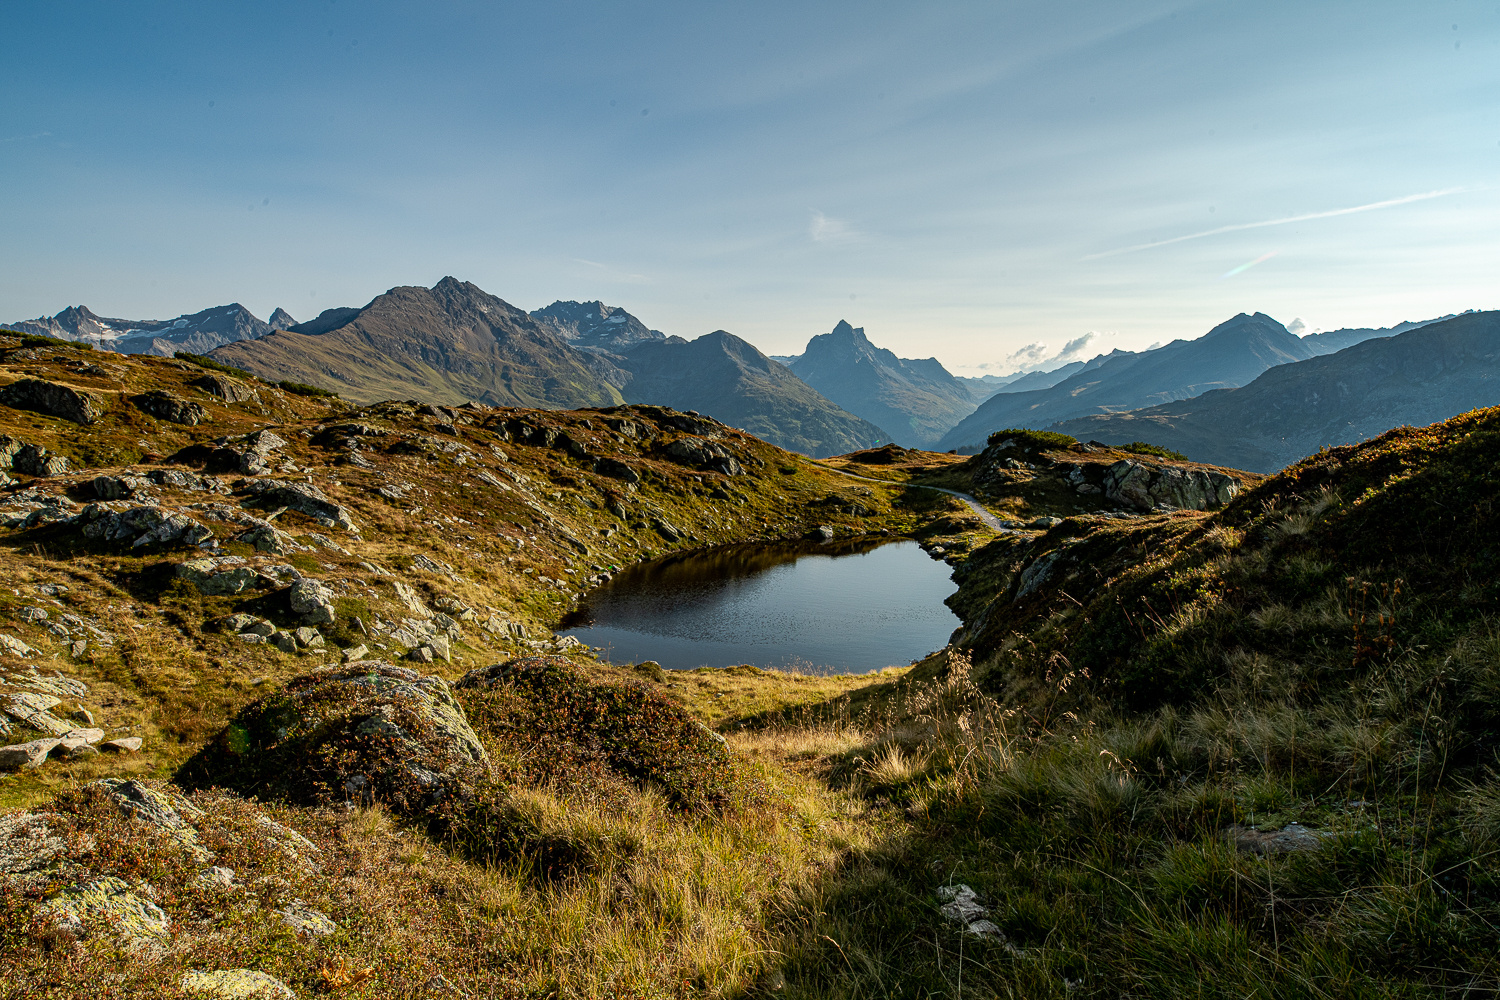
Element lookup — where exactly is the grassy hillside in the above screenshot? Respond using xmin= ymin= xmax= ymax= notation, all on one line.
xmin=762 ymin=408 xmax=1500 ymax=997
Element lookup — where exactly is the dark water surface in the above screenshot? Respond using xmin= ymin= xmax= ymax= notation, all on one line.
xmin=559 ymin=538 xmax=959 ymax=674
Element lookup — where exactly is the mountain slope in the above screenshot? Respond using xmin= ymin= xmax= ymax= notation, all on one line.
xmin=1301 ymin=314 xmax=1455 ymax=355
xmin=935 ymin=312 xmax=1313 ymax=450
xmin=210 ymin=277 xmax=625 ymax=409
xmin=786 ymin=321 xmax=975 ymax=447
xmin=530 ymin=300 xmax=667 ymax=351
xmin=1050 ymin=310 xmax=1500 ymax=471
xmin=619 ymin=330 xmax=889 ymax=457
xmin=10 ymin=303 xmax=271 ymax=356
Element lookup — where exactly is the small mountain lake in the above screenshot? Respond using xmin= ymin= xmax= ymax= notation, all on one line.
xmin=559 ymin=538 xmax=960 ymax=674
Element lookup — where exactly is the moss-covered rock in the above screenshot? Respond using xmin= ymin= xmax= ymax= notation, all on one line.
xmin=179 ymin=661 xmax=491 ymax=815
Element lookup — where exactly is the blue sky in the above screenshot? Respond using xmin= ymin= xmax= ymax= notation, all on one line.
xmin=2 ymin=1 xmax=1496 ymax=373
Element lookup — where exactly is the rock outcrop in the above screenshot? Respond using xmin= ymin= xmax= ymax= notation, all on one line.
xmin=133 ymin=390 xmax=210 ymax=426
xmin=0 ymin=378 xmax=106 ymax=424
xmin=1100 ymin=459 xmax=1239 ymax=511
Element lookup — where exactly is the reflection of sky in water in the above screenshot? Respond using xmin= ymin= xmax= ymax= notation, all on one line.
xmin=561 ymin=540 xmax=959 ymax=674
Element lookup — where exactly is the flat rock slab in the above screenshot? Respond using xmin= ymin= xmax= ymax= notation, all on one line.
xmin=0 ymin=738 xmax=61 ymax=770
xmin=101 ymin=737 xmax=144 ymax=753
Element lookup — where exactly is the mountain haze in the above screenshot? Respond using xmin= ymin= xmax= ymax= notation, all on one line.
xmin=786 ymin=320 xmax=976 ymax=447
xmin=936 ymin=312 xmax=1314 ymax=451
xmin=1051 ymin=310 xmax=1500 ymax=471
xmin=618 ymin=330 xmax=889 ymax=457
xmin=211 ymin=277 xmax=625 ymax=410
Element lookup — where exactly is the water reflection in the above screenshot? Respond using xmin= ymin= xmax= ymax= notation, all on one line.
xmin=560 ymin=538 xmax=959 ymax=674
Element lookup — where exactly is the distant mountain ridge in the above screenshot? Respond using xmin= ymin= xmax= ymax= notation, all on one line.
xmin=9 ymin=302 xmax=282 ymax=356
xmin=785 ymin=320 xmax=976 ymax=447
xmin=1051 ymin=311 xmax=1500 ymax=471
xmin=207 ymin=278 xmax=883 ymax=457
xmin=936 ymin=312 xmax=1317 ymax=451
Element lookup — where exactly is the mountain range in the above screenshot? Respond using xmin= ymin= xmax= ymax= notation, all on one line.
xmin=10 ymin=302 xmax=286 ymax=356
xmin=1050 ymin=310 xmax=1500 ymax=471
xmin=933 ymin=312 xmax=1453 ymax=452
xmin=9 ymin=283 xmax=1482 ymax=467
xmin=206 ymin=278 xmax=883 ymax=458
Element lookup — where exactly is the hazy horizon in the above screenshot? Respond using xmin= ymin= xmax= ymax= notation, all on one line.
xmin=3 ymin=1 xmax=1496 ymax=376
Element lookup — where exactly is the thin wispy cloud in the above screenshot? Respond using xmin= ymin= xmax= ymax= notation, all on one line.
xmin=1083 ymin=188 xmax=1469 ymax=260
xmin=0 ymin=131 xmax=51 ymax=143
xmin=1221 ymin=250 xmax=1278 ymax=279
xmin=808 ymin=210 xmax=863 ymax=244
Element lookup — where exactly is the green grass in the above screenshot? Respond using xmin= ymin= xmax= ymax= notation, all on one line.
xmin=1120 ymin=440 xmax=1190 ymax=462
xmin=173 ymin=351 xmax=256 ymax=377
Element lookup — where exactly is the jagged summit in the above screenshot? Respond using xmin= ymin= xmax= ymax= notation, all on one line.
xmin=530 ymin=299 xmax=666 ymax=351
xmin=788 ymin=320 xmax=976 ymax=448
xmin=266 ymin=308 xmax=298 ymax=331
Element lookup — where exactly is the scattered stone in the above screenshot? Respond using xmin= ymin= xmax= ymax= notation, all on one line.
xmin=180 ymin=969 xmax=295 ymax=999
xmin=245 ymin=479 xmax=358 ymax=532
xmin=812 ymin=525 xmax=835 ymax=542
xmin=41 ymin=875 xmax=172 ymax=951
xmin=593 ymin=456 xmax=641 ymax=483
xmin=340 ymin=644 xmax=369 ymax=662
xmin=272 ymin=631 xmax=298 ymax=654
xmin=1229 ymin=823 xmax=1330 ymax=855
xmin=236 ymin=523 xmax=305 ymax=555
xmin=190 ymin=372 xmax=259 ymax=404
xmin=101 ymin=737 xmax=144 ymax=753
xmin=292 ymin=626 xmax=324 ymax=649
xmin=662 ymin=435 xmax=742 ymax=475
xmin=0 ymin=633 xmax=36 ymax=657
xmin=0 ymin=378 xmax=106 ymax=424
xmin=936 ymin=884 xmax=1010 ymax=943
xmin=3 ymin=691 xmax=72 ymax=735
xmin=222 ymin=613 xmax=259 ymax=633
xmin=95 ymin=777 xmax=202 ymax=829
xmin=12 ymin=443 xmax=73 ymax=477
xmin=192 ymin=866 xmax=237 ymax=892
xmin=90 ymin=474 xmax=148 ymax=500
xmin=176 ymin=558 xmax=257 ymax=595
xmin=18 ymin=605 xmax=47 ymax=622
xmin=651 ymin=516 xmax=683 ymax=541
xmin=288 ymin=578 xmax=337 ymax=626
xmin=278 ymin=900 xmax=337 ymax=936
xmin=0 ymin=738 xmax=61 ymax=770
xmin=70 ymin=707 xmax=95 ymax=726
xmin=407 ymin=645 xmax=435 ymax=664
xmin=57 ymin=728 xmax=105 ymax=752
xmin=133 ymin=390 xmax=210 ymax=426
xmin=0 ymin=811 xmax=68 ymax=890
xmin=392 ymin=580 xmax=431 ymax=617
xmin=82 ymin=504 xmax=215 ymax=549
